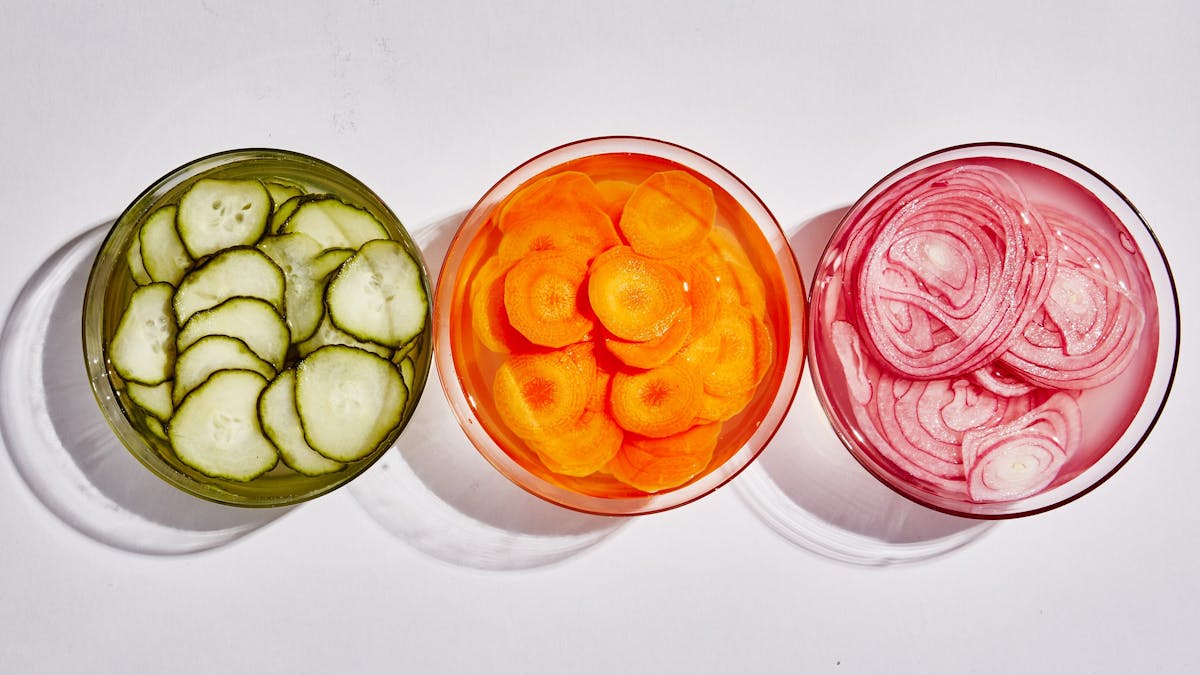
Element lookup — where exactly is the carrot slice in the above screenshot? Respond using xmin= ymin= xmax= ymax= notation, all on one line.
xmin=695 ymin=387 xmax=756 ymax=424
xmin=701 ymin=305 xmax=774 ymax=397
xmin=618 ymin=170 xmax=716 ymax=259
xmin=610 ymin=361 xmax=701 ymax=438
xmin=497 ymin=204 xmax=619 ymax=267
xmin=595 ymin=179 xmax=638 ymax=226
xmin=470 ymin=256 xmax=527 ymax=353
xmin=605 ymin=305 xmax=692 ymax=369
xmin=527 ymin=409 xmax=623 ymax=477
xmin=497 ymin=171 xmax=607 ymax=233
xmin=608 ymin=421 xmax=722 ymax=493
xmin=503 ymin=250 xmax=594 ymax=348
xmin=587 ymin=246 xmax=686 ymax=342
xmin=493 ymin=347 xmax=594 ymax=440
xmin=664 ymin=256 xmax=720 ymax=339
xmin=700 ymin=228 xmax=767 ymax=318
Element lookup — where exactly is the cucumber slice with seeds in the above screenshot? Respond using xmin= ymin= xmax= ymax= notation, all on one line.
xmin=173 ymin=246 xmax=284 ymax=325
xmin=110 ymin=282 xmax=177 ymax=385
xmin=173 ymin=334 xmax=276 ymax=405
xmin=168 ymin=369 xmax=278 ymax=481
xmin=177 ymin=178 xmax=271 ymax=258
xmin=256 ymin=233 xmax=328 ymax=343
xmin=296 ymin=345 xmax=407 ymax=462
xmin=177 ymin=297 xmax=289 ymax=370
xmin=297 ymin=313 xmax=392 ymax=359
xmin=282 ymin=197 xmax=389 ymax=249
xmin=259 ymin=369 xmax=346 ymax=476
xmin=139 ymin=205 xmax=193 ymax=286
xmin=326 ymin=239 xmax=427 ymax=348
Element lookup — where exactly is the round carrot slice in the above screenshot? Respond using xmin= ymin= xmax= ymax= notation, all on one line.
xmin=497 ymin=204 xmax=619 ymax=267
xmin=608 ymin=421 xmax=722 ymax=493
xmin=610 ymin=361 xmax=701 ymax=438
xmin=618 ymin=170 xmax=716 ymax=259
xmin=587 ymin=246 xmax=686 ymax=342
xmin=504 ymin=250 xmax=594 ymax=348
xmin=702 ymin=305 xmax=774 ymax=397
xmin=595 ymin=179 xmax=638 ymax=226
xmin=493 ymin=348 xmax=593 ymax=440
xmin=470 ymin=257 xmax=527 ymax=353
xmin=498 ymin=171 xmax=607 ymax=233
xmin=605 ymin=305 xmax=692 ymax=370
xmin=695 ymin=387 xmax=756 ymax=424
xmin=527 ymin=409 xmax=623 ymax=477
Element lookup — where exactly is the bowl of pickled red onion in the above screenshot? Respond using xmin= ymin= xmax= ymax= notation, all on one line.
xmin=807 ymin=143 xmax=1178 ymax=518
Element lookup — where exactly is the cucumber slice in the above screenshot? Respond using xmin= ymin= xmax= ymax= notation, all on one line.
xmin=269 ymin=194 xmax=309 ymax=234
xmin=326 ymin=239 xmax=427 ymax=348
xmin=392 ymin=335 xmax=420 ymax=364
xmin=139 ymin=205 xmax=193 ymax=286
xmin=177 ymin=178 xmax=271 ymax=258
xmin=127 ymin=233 xmax=152 ymax=285
xmin=265 ymin=180 xmax=304 ymax=209
xmin=177 ymin=297 xmax=289 ymax=370
xmin=397 ymin=356 xmax=415 ymax=391
xmin=282 ymin=197 xmax=389 ymax=249
xmin=297 ymin=313 xmax=392 ymax=359
xmin=173 ymin=334 xmax=276 ymax=405
xmin=110 ymin=282 xmax=177 ymax=385
xmin=126 ymin=380 xmax=174 ymax=421
xmin=173 ymin=246 xmax=285 ymax=325
xmin=296 ymin=345 xmax=407 ymax=462
xmin=312 ymin=247 xmax=355 ymax=279
xmin=256 ymin=233 xmax=328 ymax=343
xmin=168 ymin=369 xmax=278 ymax=481
xmin=259 ymin=369 xmax=346 ymax=476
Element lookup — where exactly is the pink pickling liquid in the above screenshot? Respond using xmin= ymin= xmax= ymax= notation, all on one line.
xmin=810 ymin=156 xmax=1160 ymax=505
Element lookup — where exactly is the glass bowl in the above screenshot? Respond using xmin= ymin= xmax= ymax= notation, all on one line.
xmin=807 ymin=142 xmax=1179 ymax=518
xmin=83 ymin=148 xmax=433 ymax=507
xmin=435 ymin=136 xmax=806 ymax=515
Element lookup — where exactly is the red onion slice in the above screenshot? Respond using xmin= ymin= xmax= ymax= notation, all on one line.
xmin=1001 ymin=206 xmax=1145 ymax=389
xmin=852 ymin=166 xmax=1057 ymax=379
xmin=961 ymin=392 xmax=1081 ymax=502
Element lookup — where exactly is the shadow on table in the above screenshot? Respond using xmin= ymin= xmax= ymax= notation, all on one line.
xmin=349 ymin=212 xmax=627 ymax=571
xmin=0 ymin=223 xmax=287 ymax=555
xmin=734 ymin=206 xmax=996 ymax=566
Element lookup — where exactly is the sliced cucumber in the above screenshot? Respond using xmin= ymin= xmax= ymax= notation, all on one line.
xmin=177 ymin=297 xmax=289 ymax=370
xmin=173 ymin=246 xmax=285 ymax=325
xmin=126 ymin=380 xmax=174 ymax=421
xmin=282 ymin=197 xmax=389 ymax=249
xmin=326 ymin=239 xmax=427 ymax=348
xmin=269 ymin=194 xmax=309 ymax=233
xmin=173 ymin=334 xmax=276 ymax=405
xmin=256 ymin=233 xmax=328 ymax=343
xmin=397 ymin=356 xmax=415 ymax=391
xmin=297 ymin=313 xmax=392 ymax=359
xmin=177 ymin=178 xmax=271 ymax=258
xmin=110 ymin=282 xmax=177 ymax=385
xmin=168 ymin=369 xmax=278 ymax=481
xmin=312 ymin=247 xmax=355 ymax=279
xmin=259 ymin=369 xmax=346 ymax=476
xmin=296 ymin=345 xmax=407 ymax=462
xmin=265 ymin=180 xmax=304 ymax=209
xmin=138 ymin=205 xmax=192 ymax=286
xmin=127 ymin=233 xmax=152 ymax=285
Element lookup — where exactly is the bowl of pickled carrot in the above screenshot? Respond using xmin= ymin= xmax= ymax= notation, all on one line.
xmin=436 ymin=137 xmax=806 ymax=515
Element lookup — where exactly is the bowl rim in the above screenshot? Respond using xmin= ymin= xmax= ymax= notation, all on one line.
xmin=434 ymin=135 xmax=808 ymax=516
xmin=82 ymin=147 xmax=434 ymax=507
xmin=805 ymin=140 xmax=1181 ymax=519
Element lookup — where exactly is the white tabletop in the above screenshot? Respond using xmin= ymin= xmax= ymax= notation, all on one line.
xmin=2 ymin=2 xmax=1197 ymax=673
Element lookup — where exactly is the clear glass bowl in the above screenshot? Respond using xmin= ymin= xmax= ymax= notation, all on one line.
xmin=83 ymin=148 xmax=433 ymax=507
xmin=807 ymin=142 xmax=1179 ymax=518
xmin=435 ymin=136 xmax=807 ymax=515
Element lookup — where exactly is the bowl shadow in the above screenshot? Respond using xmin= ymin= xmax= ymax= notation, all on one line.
xmin=0 ymin=223 xmax=288 ymax=555
xmin=349 ymin=211 xmax=627 ymax=571
xmin=734 ymin=206 xmax=996 ymax=566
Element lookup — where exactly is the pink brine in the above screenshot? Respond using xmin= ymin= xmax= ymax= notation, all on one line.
xmin=812 ymin=156 xmax=1159 ymax=506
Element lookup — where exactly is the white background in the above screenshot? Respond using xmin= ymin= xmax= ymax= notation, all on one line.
xmin=2 ymin=1 xmax=1197 ymax=673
